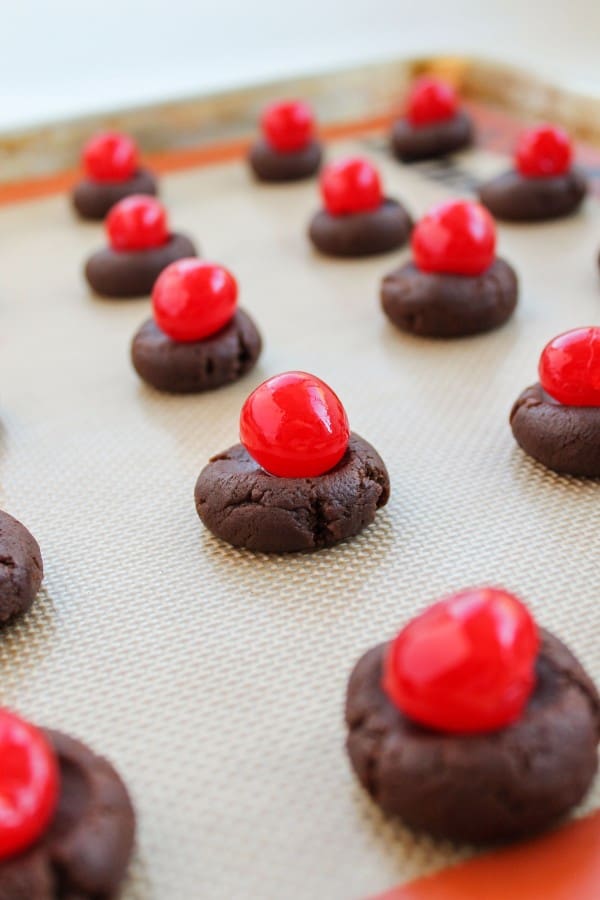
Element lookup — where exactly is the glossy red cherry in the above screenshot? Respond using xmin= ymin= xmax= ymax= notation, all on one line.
xmin=411 ymin=199 xmax=496 ymax=276
xmin=407 ymin=77 xmax=458 ymax=127
xmin=383 ymin=588 xmax=539 ymax=734
xmin=106 ymin=195 xmax=169 ymax=252
xmin=153 ymin=259 xmax=237 ymax=342
xmin=83 ymin=131 xmax=138 ymax=183
xmin=320 ymin=157 xmax=383 ymax=216
xmin=262 ymin=100 xmax=315 ymax=152
xmin=240 ymin=371 xmax=350 ymax=478
xmin=516 ymin=125 xmax=573 ymax=178
xmin=539 ymin=327 xmax=600 ymax=406
xmin=0 ymin=709 xmax=59 ymax=861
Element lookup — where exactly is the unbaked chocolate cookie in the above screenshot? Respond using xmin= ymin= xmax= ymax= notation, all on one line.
xmin=72 ymin=131 xmax=157 ymax=221
xmin=382 ymin=259 xmax=518 ymax=338
xmin=390 ymin=78 xmax=473 ymax=162
xmin=0 ymin=510 xmax=43 ymax=626
xmin=381 ymin=200 xmax=518 ymax=338
xmin=132 ymin=259 xmax=262 ymax=393
xmin=309 ymin=199 xmax=412 ymax=258
xmin=479 ymin=168 xmax=587 ymax=222
xmin=0 ymin=715 xmax=135 ymax=899
xmin=346 ymin=588 xmax=599 ymax=843
xmin=249 ymin=140 xmax=322 ymax=182
xmin=346 ymin=630 xmax=599 ymax=843
xmin=479 ymin=124 xmax=587 ymax=222
xmin=86 ymin=233 xmax=196 ymax=299
xmin=511 ymin=327 xmax=600 ymax=477
xmin=196 ymin=372 xmax=389 ymax=552
xmin=195 ymin=434 xmax=390 ymax=553
xmin=248 ymin=100 xmax=322 ymax=182
xmin=85 ymin=195 xmax=196 ymax=299
xmin=309 ymin=158 xmax=412 ymax=258
xmin=132 ymin=310 xmax=261 ymax=393
xmin=391 ymin=112 xmax=473 ymax=162
xmin=195 ymin=434 xmax=389 ymax=553
xmin=72 ymin=169 xmax=157 ymax=221
xmin=510 ymin=383 xmax=600 ymax=477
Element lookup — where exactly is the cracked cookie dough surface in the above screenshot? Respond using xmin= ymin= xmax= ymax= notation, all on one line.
xmin=194 ymin=433 xmax=390 ymax=553
xmin=345 ymin=629 xmax=600 ymax=843
xmin=131 ymin=309 xmax=262 ymax=394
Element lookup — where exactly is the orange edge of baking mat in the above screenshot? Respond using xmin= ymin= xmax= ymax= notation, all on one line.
xmin=0 ymin=114 xmax=393 ymax=208
xmin=370 ymin=811 xmax=600 ymax=900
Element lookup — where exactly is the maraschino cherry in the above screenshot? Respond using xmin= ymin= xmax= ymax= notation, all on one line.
xmin=320 ymin=158 xmax=383 ymax=216
xmin=516 ymin=125 xmax=573 ymax=178
xmin=262 ymin=100 xmax=315 ymax=152
xmin=0 ymin=709 xmax=59 ymax=861
xmin=83 ymin=131 xmax=138 ymax=183
xmin=412 ymin=199 xmax=496 ymax=276
xmin=152 ymin=259 xmax=238 ymax=342
xmin=407 ymin=77 xmax=458 ymax=127
xmin=240 ymin=372 xmax=350 ymax=478
xmin=539 ymin=327 xmax=600 ymax=406
xmin=383 ymin=587 xmax=539 ymax=733
xmin=106 ymin=195 xmax=169 ymax=252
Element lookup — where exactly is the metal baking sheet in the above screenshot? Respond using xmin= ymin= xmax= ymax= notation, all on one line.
xmin=0 ymin=107 xmax=599 ymax=900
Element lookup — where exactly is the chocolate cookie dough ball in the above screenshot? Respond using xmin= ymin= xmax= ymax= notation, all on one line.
xmin=381 ymin=199 xmax=518 ymax=338
xmin=195 ymin=372 xmax=390 ymax=553
xmin=511 ymin=326 xmax=600 ymax=476
xmin=0 ymin=509 xmax=43 ymax=626
xmin=391 ymin=77 xmax=474 ymax=163
xmin=85 ymin=195 xmax=197 ymax=298
xmin=0 ymin=709 xmax=135 ymax=898
xmin=346 ymin=588 xmax=599 ymax=843
xmin=479 ymin=124 xmax=587 ymax=222
xmin=308 ymin=157 xmax=412 ymax=258
xmin=131 ymin=258 xmax=262 ymax=393
xmin=72 ymin=130 xmax=158 ymax=220
xmin=248 ymin=99 xmax=322 ymax=182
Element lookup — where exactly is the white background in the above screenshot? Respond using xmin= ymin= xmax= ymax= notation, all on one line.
xmin=2 ymin=0 xmax=600 ymax=132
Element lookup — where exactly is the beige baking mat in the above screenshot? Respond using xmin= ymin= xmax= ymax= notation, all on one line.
xmin=0 ymin=132 xmax=599 ymax=900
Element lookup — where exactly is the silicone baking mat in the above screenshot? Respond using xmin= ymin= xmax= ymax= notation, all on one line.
xmin=1 ymin=109 xmax=600 ymax=900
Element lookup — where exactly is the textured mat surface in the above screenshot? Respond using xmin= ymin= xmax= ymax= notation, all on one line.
xmin=0 ymin=132 xmax=598 ymax=900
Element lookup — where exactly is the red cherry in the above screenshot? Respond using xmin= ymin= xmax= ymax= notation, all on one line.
xmin=0 ymin=709 xmax=59 ymax=861
xmin=320 ymin=157 xmax=383 ymax=216
xmin=516 ymin=125 xmax=573 ymax=178
xmin=407 ymin=77 xmax=458 ymax=127
xmin=261 ymin=100 xmax=315 ymax=152
xmin=83 ymin=131 xmax=138 ymax=183
xmin=106 ymin=195 xmax=169 ymax=252
xmin=240 ymin=371 xmax=350 ymax=478
xmin=383 ymin=588 xmax=539 ymax=734
xmin=153 ymin=259 xmax=237 ymax=342
xmin=411 ymin=199 xmax=496 ymax=276
xmin=539 ymin=327 xmax=600 ymax=406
